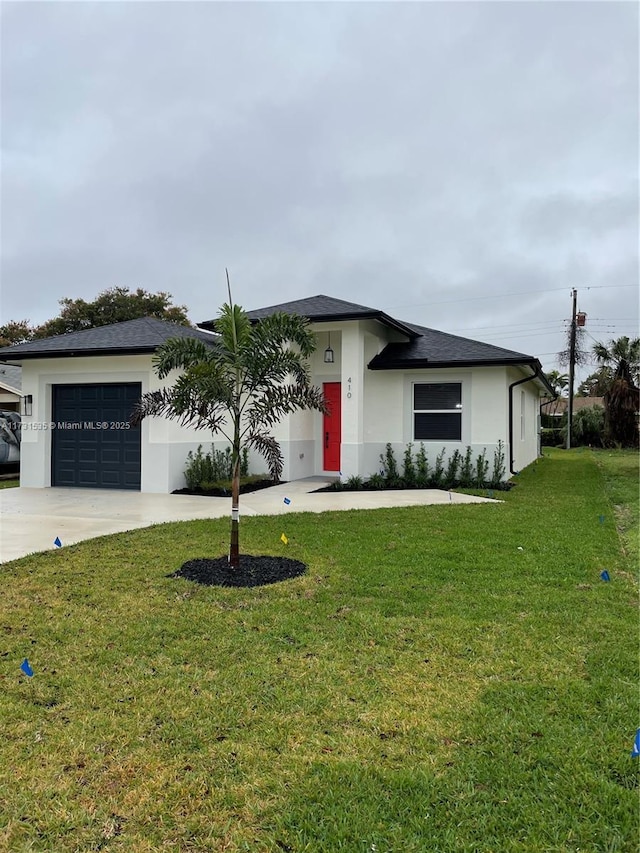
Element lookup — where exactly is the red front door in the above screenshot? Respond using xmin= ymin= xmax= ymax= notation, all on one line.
xmin=323 ymin=382 xmax=341 ymax=472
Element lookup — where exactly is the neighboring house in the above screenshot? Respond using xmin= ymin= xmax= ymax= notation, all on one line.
xmin=0 ymin=296 xmax=554 ymax=492
xmin=0 ymin=364 xmax=23 ymax=468
xmin=541 ymin=396 xmax=605 ymax=417
xmin=0 ymin=363 xmax=22 ymax=411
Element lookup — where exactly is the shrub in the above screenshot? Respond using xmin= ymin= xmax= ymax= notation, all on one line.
xmin=380 ymin=443 xmax=401 ymax=487
xmin=185 ymin=444 xmax=250 ymax=489
xmin=346 ymin=475 xmax=363 ymax=489
xmin=415 ymin=443 xmax=429 ymax=486
xmin=475 ymin=448 xmax=489 ymax=487
xmin=403 ymin=443 xmax=416 ymax=486
xmin=432 ymin=448 xmax=446 ymax=488
xmin=366 ymin=473 xmax=386 ymax=489
xmin=445 ymin=449 xmax=461 ymax=486
xmin=563 ymin=406 xmax=605 ymax=448
xmin=541 ymin=428 xmax=563 ymax=447
xmin=460 ymin=446 xmax=474 ymax=487
xmin=184 ymin=445 xmax=214 ymax=490
xmin=490 ymin=440 xmax=506 ymax=487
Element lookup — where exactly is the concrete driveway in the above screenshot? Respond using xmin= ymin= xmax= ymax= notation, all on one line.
xmin=0 ymin=479 xmax=495 ymax=563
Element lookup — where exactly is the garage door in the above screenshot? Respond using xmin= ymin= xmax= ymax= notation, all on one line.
xmin=52 ymin=384 xmax=142 ymax=490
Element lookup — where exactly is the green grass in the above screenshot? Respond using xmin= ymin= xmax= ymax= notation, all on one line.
xmin=592 ymin=448 xmax=639 ymax=574
xmin=0 ymin=449 xmax=637 ymax=852
xmin=0 ymin=477 xmax=19 ymax=489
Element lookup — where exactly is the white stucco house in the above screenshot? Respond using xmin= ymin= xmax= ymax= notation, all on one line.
xmin=0 ymin=295 xmax=554 ymax=492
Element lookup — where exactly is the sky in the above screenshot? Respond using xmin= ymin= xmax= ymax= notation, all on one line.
xmin=1 ymin=0 xmax=638 ymax=384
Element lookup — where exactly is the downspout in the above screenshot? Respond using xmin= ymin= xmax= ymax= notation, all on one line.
xmin=508 ymin=365 xmax=541 ymax=476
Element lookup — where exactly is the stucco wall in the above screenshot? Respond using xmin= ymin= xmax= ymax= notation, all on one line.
xmin=18 ymin=355 xmax=214 ymax=493
xmin=507 ymin=367 xmax=542 ymax=474
xmin=16 ymin=333 xmax=544 ymax=493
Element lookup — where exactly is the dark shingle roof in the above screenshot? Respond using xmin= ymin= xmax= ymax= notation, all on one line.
xmin=202 ymin=293 xmax=553 ymax=390
xmin=0 ymin=364 xmax=22 ymax=392
xmin=0 ymin=317 xmax=217 ymax=361
xmin=200 ymin=294 xmax=419 ymax=338
xmin=368 ymin=321 xmax=538 ymax=369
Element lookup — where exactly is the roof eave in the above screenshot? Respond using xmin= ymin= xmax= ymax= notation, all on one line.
xmin=368 ymin=356 xmax=541 ymax=371
xmin=0 ymin=346 xmax=161 ymax=361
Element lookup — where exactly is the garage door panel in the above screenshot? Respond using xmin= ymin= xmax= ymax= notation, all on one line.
xmin=52 ymin=383 xmax=141 ymax=490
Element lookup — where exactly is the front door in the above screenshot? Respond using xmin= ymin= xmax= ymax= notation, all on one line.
xmin=323 ymin=382 xmax=341 ymax=472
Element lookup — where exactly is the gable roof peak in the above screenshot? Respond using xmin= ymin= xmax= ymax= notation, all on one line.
xmin=199 ymin=294 xmax=419 ymax=339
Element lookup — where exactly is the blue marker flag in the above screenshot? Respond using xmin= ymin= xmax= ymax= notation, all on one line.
xmin=283 ymin=497 xmax=291 ymax=505
xmin=54 ymin=537 xmax=62 ymax=547
xmin=600 ymin=570 xmax=610 ymax=582
xmin=599 ymin=515 xmax=605 ymax=525
xmin=632 ymin=729 xmax=640 ymax=757
xmin=20 ymin=658 xmax=34 ymax=677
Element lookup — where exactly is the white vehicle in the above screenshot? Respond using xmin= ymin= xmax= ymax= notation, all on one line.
xmin=0 ymin=410 xmax=20 ymax=466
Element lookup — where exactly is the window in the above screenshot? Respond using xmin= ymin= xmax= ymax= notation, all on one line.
xmin=520 ymin=390 xmax=526 ymax=441
xmin=413 ymin=383 xmax=462 ymax=441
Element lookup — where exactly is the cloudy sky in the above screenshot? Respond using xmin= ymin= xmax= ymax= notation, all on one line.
xmin=1 ymin=1 xmax=638 ymax=381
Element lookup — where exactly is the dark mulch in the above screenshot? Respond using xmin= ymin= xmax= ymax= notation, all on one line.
xmin=171 ymin=555 xmax=307 ymax=588
xmin=172 ymin=479 xmax=280 ymax=498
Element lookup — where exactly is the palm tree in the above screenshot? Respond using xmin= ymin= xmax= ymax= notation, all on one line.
xmin=592 ymin=336 xmax=640 ymax=447
xmin=131 ymin=290 xmax=327 ymax=566
xmin=543 ymin=370 xmax=569 ymax=417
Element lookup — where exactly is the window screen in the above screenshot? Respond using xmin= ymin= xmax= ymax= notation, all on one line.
xmin=413 ymin=383 xmax=462 ymax=441
xmin=414 ymin=383 xmax=462 ymax=411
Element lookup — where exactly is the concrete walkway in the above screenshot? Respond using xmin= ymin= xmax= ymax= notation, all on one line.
xmin=0 ymin=479 xmax=495 ymax=563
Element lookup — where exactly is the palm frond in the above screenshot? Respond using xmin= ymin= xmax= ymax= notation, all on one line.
xmin=214 ymin=302 xmax=253 ymax=357
xmin=246 ymin=383 xmax=328 ymax=431
xmin=247 ymin=432 xmax=284 ymax=482
xmin=251 ymin=312 xmax=317 ymax=358
xmin=130 ymin=386 xmax=230 ymax=435
xmin=152 ymin=337 xmax=215 ymax=380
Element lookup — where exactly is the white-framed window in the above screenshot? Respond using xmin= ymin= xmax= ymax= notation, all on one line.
xmin=520 ymin=389 xmax=526 ymax=441
xmin=413 ymin=383 xmax=462 ymax=441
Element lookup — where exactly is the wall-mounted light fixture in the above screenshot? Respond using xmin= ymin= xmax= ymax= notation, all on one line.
xmin=324 ymin=332 xmax=334 ymax=364
xmin=22 ymin=394 xmax=33 ymax=417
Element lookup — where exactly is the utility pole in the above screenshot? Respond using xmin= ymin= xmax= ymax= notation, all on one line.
xmin=566 ymin=288 xmax=577 ymax=450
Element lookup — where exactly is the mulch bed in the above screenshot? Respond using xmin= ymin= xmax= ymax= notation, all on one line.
xmin=172 ymin=479 xmax=279 ymax=497
xmin=171 ymin=555 xmax=307 ymax=588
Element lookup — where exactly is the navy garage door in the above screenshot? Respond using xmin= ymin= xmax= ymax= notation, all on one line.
xmin=52 ymin=384 xmax=142 ymax=490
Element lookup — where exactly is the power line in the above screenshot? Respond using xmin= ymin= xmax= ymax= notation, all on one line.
xmin=385 ymin=283 xmax=638 ymax=311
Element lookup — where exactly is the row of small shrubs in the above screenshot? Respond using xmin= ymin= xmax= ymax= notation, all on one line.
xmin=184 ymin=445 xmax=250 ymax=490
xmin=333 ymin=441 xmax=508 ymax=492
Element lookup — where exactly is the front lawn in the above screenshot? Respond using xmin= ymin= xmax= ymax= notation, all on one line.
xmin=0 ymin=449 xmax=637 ymax=852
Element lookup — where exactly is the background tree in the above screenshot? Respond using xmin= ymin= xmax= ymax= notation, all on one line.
xmin=1 ymin=288 xmax=191 ymax=345
xmin=131 ymin=291 xmax=327 ymax=567
xmin=542 ymin=370 xmax=569 ymax=417
xmin=0 ymin=320 xmax=33 ymax=348
xmin=577 ymin=368 xmax=613 ymax=397
xmin=592 ymin=336 xmax=640 ymax=447
xmin=561 ymin=405 xmax=605 ymax=448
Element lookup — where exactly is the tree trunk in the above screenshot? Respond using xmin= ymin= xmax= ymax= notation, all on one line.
xmin=229 ymin=417 xmax=242 ymax=567
xmin=229 ymin=451 xmax=240 ymax=567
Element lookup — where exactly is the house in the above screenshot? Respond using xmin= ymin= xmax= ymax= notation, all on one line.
xmin=0 ymin=363 xmax=22 ymax=411
xmin=0 ymin=296 xmax=554 ymax=492
xmin=541 ymin=396 xmax=605 ymax=418
xmin=0 ymin=364 xmax=23 ymax=468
